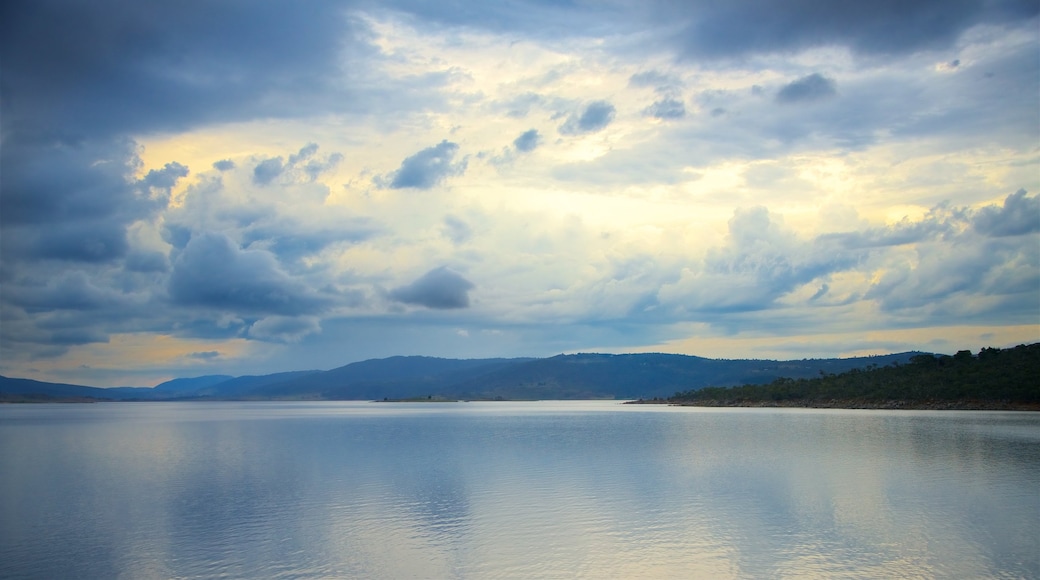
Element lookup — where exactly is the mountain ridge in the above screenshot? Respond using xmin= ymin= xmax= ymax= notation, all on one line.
xmin=1 ymin=350 xmax=926 ymax=401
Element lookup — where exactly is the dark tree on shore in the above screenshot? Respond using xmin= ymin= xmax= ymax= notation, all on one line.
xmin=670 ymin=343 xmax=1040 ymax=406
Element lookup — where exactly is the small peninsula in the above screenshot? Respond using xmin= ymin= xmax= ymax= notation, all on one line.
xmin=647 ymin=343 xmax=1040 ymax=410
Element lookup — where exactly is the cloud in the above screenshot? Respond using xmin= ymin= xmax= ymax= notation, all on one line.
xmin=387 ymin=141 xmax=466 ymax=189
xmin=442 ymin=215 xmax=473 ymax=244
xmin=2 ymin=1 xmax=1036 ymax=385
xmin=776 ymin=74 xmax=837 ymax=104
xmin=249 ymin=315 xmax=322 ymax=343
xmin=125 ymin=251 xmax=170 ymax=273
xmin=253 ymin=157 xmax=285 ymax=185
xmin=140 ymin=162 xmax=190 ymax=193
xmin=5 ymin=271 xmax=126 ymax=312
xmin=629 ymin=70 xmax=682 ymax=90
xmin=0 ymin=0 xmax=366 ymax=143
xmin=0 ymin=138 xmax=143 ymax=227
xmin=643 ymin=99 xmax=686 ymax=119
xmin=973 ymin=189 xmax=1039 ymax=237
xmin=669 ymin=0 xmax=1038 ymax=59
xmin=559 ymin=101 xmax=616 ymax=135
xmin=863 ymin=236 xmax=1038 ymax=318
xmin=288 ymin=143 xmax=319 ymax=165
xmin=252 ymin=144 xmax=340 ymax=186
xmin=389 ymin=267 xmax=475 ymax=309
xmin=513 ymin=129 xmax=541 ymax=152
xmin=21 ymin=221 xmax=131 ymax=263
xmin=168 ymin=232 xmax=329 ymax=315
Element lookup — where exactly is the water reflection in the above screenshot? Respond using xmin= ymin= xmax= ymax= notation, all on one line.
xmin=1 ymin=403 xmax=1037 ymax=579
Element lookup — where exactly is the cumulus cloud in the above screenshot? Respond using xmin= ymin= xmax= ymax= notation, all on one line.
xmin=140 ymin=162 xmax=189 ymax=193
xmin=168 ymin=232 xmax=328 ymax=315
xmin=387 ymin=141 xmax=466 ymax=189
xmin=973 ymin=189 xmax=1039 ymax=237
xmin=776 ymin=73 xmax=837 ymax=104
xmin=254 ymin=144 xmax=340 ymax=186
xmin=288 ymin=143 xmax=319 ymax=165
xmin=213 ymin=159 xmax=236 ymax=171
xmin=253 ymin=157 xmax=286 ymax=185
xmin=389 ymin=267 xmax=475 ymax=309
xmin=513 ymin=129 xmax=541 ymax=152
xmin=559 ymin=101 xmax=616 ymax=135
xmin=643 ymin=99 xmax=686 ymax=119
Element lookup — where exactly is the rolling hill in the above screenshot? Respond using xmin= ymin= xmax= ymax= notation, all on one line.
xmin=1 ymin=351 xmax=922 ymax=401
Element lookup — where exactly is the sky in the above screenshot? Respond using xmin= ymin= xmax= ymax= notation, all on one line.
xmin=2 ymin=0 xmax=1038 ymax=387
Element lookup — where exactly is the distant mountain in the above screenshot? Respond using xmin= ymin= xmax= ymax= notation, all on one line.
xmin=195 ymin=371 xmax=321 ymax=397
xmin=0 ymin=351 xmax=923 ymax=402
xmin=444 ymin=352 xmax=922 ymax=400
xmin=154 ymin=375 xmax=234 ymax=393
xmin=247 ymin=352 xmax=920 ymax=401
xmin=0 ymin=376 xmax=115 ymax=400
xmin=254 ymin=357 xmax=534 ymax=400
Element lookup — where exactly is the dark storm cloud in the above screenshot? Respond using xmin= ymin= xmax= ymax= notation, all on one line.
xmin=0 ymin=138 xmax=143 ymax=227
xmin=0 ymin=0 xmax=361 ymax=144
xmin=668 ymin=0 xmax=1039 ymax=59
xmin=389 ymin=267 xmax=475 ymax=309
xmin=0 ymin=139 xmax=189 ymax=269
xmin=973 ymin=189 xmax=1040 ymax=237
xmin=643 ymin=99 xmax=686 ymax=119
xmin=24 ymin=221 xmax=131 ymax=263
xmin=513 ymin=129 xmax=542 ymax=152
xmin=168 ymin=232 xmax=328 ymax=315
xmin=776 ymin=74 xmax=837 ymax=104
xmin=559 ymin=101 xmax=616 ymax=135
xmin=5 ymin=271 xmax=125 ymax=312
xmin=125 ymin=251 xmax=170 ymax=273
xmin=387 ymin=141 xmax=466 ymax=189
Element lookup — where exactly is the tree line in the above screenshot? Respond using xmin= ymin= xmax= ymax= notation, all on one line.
xmin=670 ymin=343 xmax=1040 ymax=406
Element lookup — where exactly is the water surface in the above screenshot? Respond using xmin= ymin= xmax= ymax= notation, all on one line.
xmin=1 ymin=401 xmax=1037 ymax=578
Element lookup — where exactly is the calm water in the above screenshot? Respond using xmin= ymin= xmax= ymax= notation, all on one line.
xmin=1 ymin=401 xmax=1038 ymax=579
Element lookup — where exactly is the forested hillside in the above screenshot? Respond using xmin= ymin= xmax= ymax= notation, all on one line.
xmin=668 ymin=343 xmax=1040 ymax=409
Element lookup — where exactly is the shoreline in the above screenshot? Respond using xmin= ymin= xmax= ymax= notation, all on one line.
xmin=628 ymin=399 xmax=1040 ymax=411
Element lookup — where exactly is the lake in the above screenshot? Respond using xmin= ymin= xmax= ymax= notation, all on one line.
xmin=1 ymin=401 xmax=1038 ymax=579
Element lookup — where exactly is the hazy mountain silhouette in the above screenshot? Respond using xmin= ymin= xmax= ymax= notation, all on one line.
xmin=1 ymin=351 xmax=921 ymax=401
